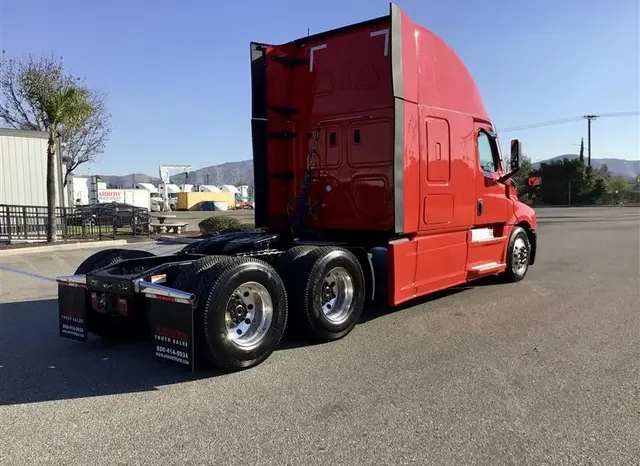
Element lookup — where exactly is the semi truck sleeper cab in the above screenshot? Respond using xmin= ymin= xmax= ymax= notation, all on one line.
xmin=56 ymin=2 xmax=538 ymax=372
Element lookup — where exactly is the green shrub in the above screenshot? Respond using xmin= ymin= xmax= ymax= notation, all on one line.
xmin=220 ymin=223 xmax=257 ymax=233
xmin=198 ymin=216 xmax=241 ymax=234
xmin=198 ymin=217 xmax=257 ymax=235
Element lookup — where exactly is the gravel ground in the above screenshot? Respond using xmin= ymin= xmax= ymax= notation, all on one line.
xmin=0 ymin=206 xmax=638 ymax=466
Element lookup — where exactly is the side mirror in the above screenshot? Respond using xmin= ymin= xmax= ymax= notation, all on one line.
xmin=510 ymin=139 xmax=521 ymax=171
xmin=527 ymin=176 xmax=542 ymax=187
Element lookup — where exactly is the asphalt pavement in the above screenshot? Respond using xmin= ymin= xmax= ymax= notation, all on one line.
xmin=0 ymin=206 xmax=638 ymax=466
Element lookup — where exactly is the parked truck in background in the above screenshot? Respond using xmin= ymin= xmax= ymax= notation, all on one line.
xmin=56 ymin=3 xmax=538 ymax=372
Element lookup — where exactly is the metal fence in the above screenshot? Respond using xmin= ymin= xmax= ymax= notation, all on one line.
xmin=0 ymin=204 xmax=151 ymax=241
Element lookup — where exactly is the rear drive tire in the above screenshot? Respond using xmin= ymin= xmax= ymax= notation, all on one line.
xmin=272 ymin=245 xmax=317 ymax=287
xmin=290 ymin=247 xmax=365 ymax=342
xmin=500 ymin=226 xmax=531 ymax=283
xmin=172 ymin=255 xmax=227 ymax=291
xmin=194 ymin=257 xmax=288 ymax=371
xmin=106 ymin=249 xmax=155 ymax=266
xmin=273 ymin=245 xmax=317 ymax=334
xmin=74 ymin=248 xmax=127 ymax=274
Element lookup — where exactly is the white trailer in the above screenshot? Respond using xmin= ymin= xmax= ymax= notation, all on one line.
xmin=72 ymin=176 xmax=107 ymax=205
xmin=97 ymin=189 xmax=151 ymax=209
xmin=135 ymin=182 xmax=159 ymax=194
xmin=197 ymin=185 xmax=222 ymax=192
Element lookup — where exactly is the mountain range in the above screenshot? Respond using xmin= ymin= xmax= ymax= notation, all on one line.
xmin=97 ymin=155 xmax=639 ymax=188
xmin=531 ymin=154 xmax=640 ymax=180
xmin=98 ymin=160 xmax=254 ymax=188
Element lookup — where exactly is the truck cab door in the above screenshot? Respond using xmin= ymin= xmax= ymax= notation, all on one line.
xmin=473 ymin=123 xmax=509 ymax=226
xmin=467 ymin=122 xmax=510 ymax=274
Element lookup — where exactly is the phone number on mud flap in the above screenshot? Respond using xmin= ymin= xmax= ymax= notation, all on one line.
xmin=62 ymin=323 xmax=84 ymax=336
xmin=156 ymin=346 xmax=189 ymax=359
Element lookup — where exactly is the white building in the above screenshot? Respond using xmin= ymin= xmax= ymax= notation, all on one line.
xmin=0 ymin=128 xmax=69 ymax=207
xmin=0 ymin=128 xmax=68 ymax=207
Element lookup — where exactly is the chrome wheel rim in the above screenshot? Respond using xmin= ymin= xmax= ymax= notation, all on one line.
xmin=225 ymin=281 xmax=273 ymax=350
xmin=321 ymin=267 xmax=354 ymax=324
xmin=512 ymin=237 xmax=529 ymax=276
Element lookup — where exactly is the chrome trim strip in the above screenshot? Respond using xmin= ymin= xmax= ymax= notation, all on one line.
xmin=136 ymin=280 xmax=195 ymax=303
xmin=56 ymin=274 xmax=87 ymax=285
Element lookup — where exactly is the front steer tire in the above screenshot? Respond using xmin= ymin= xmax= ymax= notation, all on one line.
xmin=289 ymin=247 xmax=366 ymax=342
xmin=191 ymin=257 xmax=288 ymax=371
xmin=500 ymin=226 xmax=531 ymax=283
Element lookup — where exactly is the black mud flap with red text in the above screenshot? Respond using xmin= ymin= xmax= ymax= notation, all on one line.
xmin=58 ymin=282 xmax=88 ymax=341
xmin=146 ymin=294 xmax=195 ymax=372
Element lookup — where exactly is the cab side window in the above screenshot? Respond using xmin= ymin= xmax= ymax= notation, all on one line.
xmin=477 ymin=131 xmax=497 ymax=173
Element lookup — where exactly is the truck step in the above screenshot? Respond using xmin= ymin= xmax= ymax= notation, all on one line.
xmin=269 ymin=131 xmax=298 ymax=139
xmin=272 ymin=55 xmax=308 ymax=66
xmin=467 ymin=261 xmax=505 ymax=273
xmin=271 ymin=105 xmax=299 ymax=115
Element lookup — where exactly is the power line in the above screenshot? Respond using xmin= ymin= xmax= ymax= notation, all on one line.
xmin=595 ymin=111 xmax=640 ymax=119
xmin=498 ymin=111 xmax=639 ymax=168
xmin=498 ymin=111 xmax=639 ymax=133
xmin=498 ymin=116 xmax=584 ymax=133
xmin=581 ymin=112 xmax=639 ymax=167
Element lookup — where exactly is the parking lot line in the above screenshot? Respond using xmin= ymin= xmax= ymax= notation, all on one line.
xmin=0 ymin=264 xmax=56 ymax=283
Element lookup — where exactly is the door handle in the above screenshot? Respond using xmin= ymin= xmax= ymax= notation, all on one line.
xmin=477 ymin=198 xmax=483 ymax=216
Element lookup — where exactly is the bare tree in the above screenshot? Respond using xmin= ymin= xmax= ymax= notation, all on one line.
xmin=0 ymin=55 xmax=111 ymax=186
xmin=0 ymin=55 xmax=99 ymax=241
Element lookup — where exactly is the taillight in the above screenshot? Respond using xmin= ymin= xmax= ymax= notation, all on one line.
xmin=117 ymin=298 xmax=128 ymax=316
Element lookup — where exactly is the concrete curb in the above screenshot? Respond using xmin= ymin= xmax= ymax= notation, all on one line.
xmin=0 ymin=239 xmax=130 ymax=258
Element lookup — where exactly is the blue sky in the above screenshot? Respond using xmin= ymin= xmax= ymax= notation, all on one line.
xmin=2 ymin=0 xmax=639 ymax=176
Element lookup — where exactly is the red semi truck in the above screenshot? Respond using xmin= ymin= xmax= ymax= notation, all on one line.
xmin=57 ymin=3 xmax=537 ymax=372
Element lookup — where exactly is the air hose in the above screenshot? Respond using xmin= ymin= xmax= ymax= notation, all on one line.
xmin=292 ymin=129 xmax=321 ymax=236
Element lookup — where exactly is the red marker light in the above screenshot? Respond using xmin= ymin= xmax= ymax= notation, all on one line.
xmin=117 ymin=298 xmax=128 ymax=316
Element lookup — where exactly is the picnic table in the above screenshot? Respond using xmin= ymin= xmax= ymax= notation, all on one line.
xmin=156 ymin=214 xmax=177 ymax=224
xmin=151 ymin=215 xmax=187 ymax=234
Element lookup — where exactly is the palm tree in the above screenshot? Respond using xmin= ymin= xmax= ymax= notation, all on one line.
xmin=20 ymin=69 xmax=94 ymax=241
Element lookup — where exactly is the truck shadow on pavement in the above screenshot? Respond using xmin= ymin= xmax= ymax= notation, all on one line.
xmin=0 ymin=299 xmax=211 ymax=406
xmin=0 ymin=277 xmax=500 ymax=406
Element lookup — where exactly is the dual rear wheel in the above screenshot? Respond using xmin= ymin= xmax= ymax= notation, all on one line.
xmin=175 ymin=246 xmax=366 ymax=371
xmin=75 ymin=245 xmax=366 ymax=371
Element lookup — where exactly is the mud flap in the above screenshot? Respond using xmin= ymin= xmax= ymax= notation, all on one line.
xmin=146 ymin=295 xmax=195 ymax=372
xmin=58 ymin=282 xmax=88 ymax=341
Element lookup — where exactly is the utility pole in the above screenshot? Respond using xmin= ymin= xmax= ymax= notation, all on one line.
xmin=584 ymin=114 xmax=598 ymax=168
